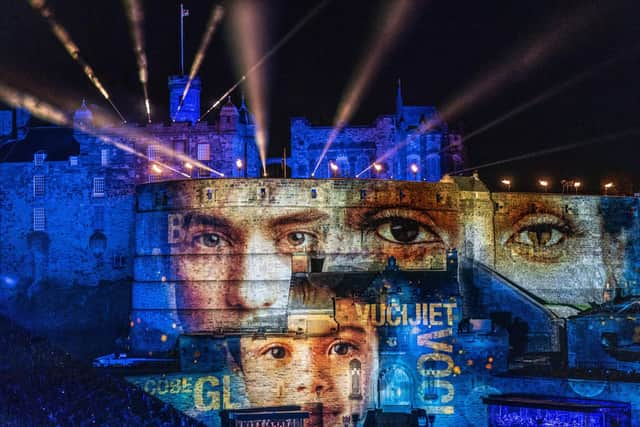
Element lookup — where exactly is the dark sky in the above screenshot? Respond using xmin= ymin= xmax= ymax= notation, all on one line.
xmin=2 ymin=0 xmax=639 ymax=192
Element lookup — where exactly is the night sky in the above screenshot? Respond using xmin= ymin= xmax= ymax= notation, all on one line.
xmin=2 ymin=0 xmax=639 ymax=192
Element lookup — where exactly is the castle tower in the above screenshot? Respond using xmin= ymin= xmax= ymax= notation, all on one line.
xmin=73 ymin=99 xmax=93 ymax=129
xmin=219 ymin=97 xmax=239 ymax=132
xmin=168 ymin=75 xmax=201 ymax=124
xmin=73 ymin=100 xmax=94 ymax=155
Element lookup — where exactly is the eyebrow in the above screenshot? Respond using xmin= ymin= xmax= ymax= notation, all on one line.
xmin=347 ymin=206 xmax=436 ymax=229
xmin=268 ymin=210 xmax=329 ymax=229
xmin=338 ymin=325 xmax=368 ymax=337
xmin=183 ymin=212 xmax=235 ymax=230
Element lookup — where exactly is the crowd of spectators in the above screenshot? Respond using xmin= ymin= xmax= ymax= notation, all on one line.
xmin=0 ymin=315 xmax=204 ymax=426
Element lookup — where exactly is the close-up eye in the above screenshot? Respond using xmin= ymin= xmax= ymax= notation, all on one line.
xmin=329 ymin=341 xmax=357 ymax=356
xmin=512 ymin=224 xmax=564 ymax=247
xmin=505 ymin=213 xmax=575 ymax=262
xmin=277 ymin=231 xmax=319 ymax=253
xmin=375 ymin=217 xmax=441 ymax=245
xmin=261 ymin=345 xmax=288 ymax=360
xmin=192 ymin=232 xmax=226 ymax=249
xmin=267 ymin=346 xmax=287 ymax=359
xmin=287 ymin=231 xmax=308 ymax=246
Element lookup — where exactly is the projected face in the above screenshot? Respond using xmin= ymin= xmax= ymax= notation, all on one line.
xmin=240 ymin=302 xmax=377 ymax=426
xmin=494 ymin=196 xmax=607 ymax=302
xmin=170 ymin=184 xmax=458 ymax=330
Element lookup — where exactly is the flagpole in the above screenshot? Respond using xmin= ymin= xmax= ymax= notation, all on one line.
xmin=180 ymin=3 xmax=185 ymax=75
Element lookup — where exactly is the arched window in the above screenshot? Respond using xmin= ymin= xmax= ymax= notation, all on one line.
xmin=380 ymin=365 xmax=412 ymax=407
xmin=89 ymin=232 xmax=107 ymax=258
xmin=349 ymin=359 xmax=363 ymax=400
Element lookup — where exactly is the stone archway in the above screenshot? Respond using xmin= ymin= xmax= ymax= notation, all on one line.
xmin=379 ymin=365 xmax=413 ymax=408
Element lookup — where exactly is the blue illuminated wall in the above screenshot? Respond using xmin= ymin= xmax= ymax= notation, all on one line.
xmin=287 ymin=84 xmax=465 ymax=180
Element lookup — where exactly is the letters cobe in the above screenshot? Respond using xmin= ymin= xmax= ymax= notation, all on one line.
xmin=143 ymin=375 xmax=240 ymax=411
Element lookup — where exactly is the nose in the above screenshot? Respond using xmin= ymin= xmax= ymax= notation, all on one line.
xmin=233 ymin=233 xmax=291 ymax=309
xmin=297 ymin=363 xmax=333 ymax=400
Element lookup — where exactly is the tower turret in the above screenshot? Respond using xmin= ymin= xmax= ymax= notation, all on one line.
xmin=169 ymin=75 xmax=201 ymax=124
xmin=219 ymin=97 xmax=239 ymax=132
xmin=73 ymin=99 xmax=93 ymax=128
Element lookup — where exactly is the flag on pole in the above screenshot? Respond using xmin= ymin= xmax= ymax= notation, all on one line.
xmin=182 ymin=8 xmax=189 ymax=17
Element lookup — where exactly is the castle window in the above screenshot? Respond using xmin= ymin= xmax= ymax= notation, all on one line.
xmin=101 ymin=148 xmax=109 ymax=166
xmin=89 ymin=232 xmax=107 ymax=258
xmin=33 ymin=208 xmax=46 ymax=231
xmin=147 ymin=145 xmax=159 ymax=161
xmin=311 ymin=188 xmax=317 ymax=199
xmin=34 ymin=151 xmax=46 ymax=166
xmin=33 ymin=175 xmax=45 ymax=197
xmin=197 ymin=143 xmax=210 ymax=161
xmin=69 ymin=156 xmax=78 ymax=166
xmin=93 ymin=177 xmax=105 ymax=197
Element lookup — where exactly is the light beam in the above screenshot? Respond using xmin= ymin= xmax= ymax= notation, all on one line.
xmin=175 ymin=5 xmax=225 ymax=117
xmin=463 ymin=47 xmax=640 ymax=143
xmin=123 ymin=0 xmax=151 ymax=123
xmin=0 ymin=83 xmax=221 ymax=177
xmin=200 ymin=0 xmax=329 ymax=176
xmin=27 ymin=0 xmax=127 ymax=123
xmin=312 ymin=0 xmax=420 ymax=177
xmin=453 ymin=129 xmax=640 ymax=176
xmin=199 ymin=0 xmax=329 ymax=122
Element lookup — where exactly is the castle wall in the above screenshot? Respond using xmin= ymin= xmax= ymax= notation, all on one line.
xmin=488 ymin=193 xmax=640 ymax=305
xmin=131 ymin=179 xmax=461 ymax=353
xmin=0 ymin=159 xmax=134 ymax=289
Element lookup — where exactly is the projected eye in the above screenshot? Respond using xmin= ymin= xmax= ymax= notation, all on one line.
xmin=267 ymin=346 xmax=287 ymax=359
xmin=513 ymin=225 xmax=563 ymax=247
xmin=192 ymin=233 xmax=227 ymax=249
xmin=506 ymin=213 xmax=575 ymax=262
xmin=329 ymin=341 xmax=358 ymax=356
xmin=287 ymin=231 xmax=308 ymax=246
xmin=276 ymin=231 xmax=319 ymax=253
xmin=374 ymin=217 xmax=441 ymax=245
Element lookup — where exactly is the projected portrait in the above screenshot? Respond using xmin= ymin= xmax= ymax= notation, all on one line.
xmin=166 ymin=180 xmax=459 ymax=331
xmin=239 ymin=299 xmax=378 ymax=427
xmin=493 ymin=195 xmax=611 ymax=303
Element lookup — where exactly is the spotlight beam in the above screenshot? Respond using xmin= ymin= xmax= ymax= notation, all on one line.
xmin=198 ymin=0 xmax=329 ymax=122
xmin=175 ymin=5 xmax=225 ymax=117
xmin=463 ymin=47 xmax=640 ymax=143
xmin=357 ymin=4 xmax=602 ymax=179
xmin=453 ymin=129 xmax=640 ymax=175
xmin=312 ymin=0 xmax=419 ymax=177
xmin=124 ymin=0 xmax=151 ymax=123
xmin=0 ymin=83 xmax=223 ymax=176
xmin=440 ymin=4 xmax=595 ymax=123
xmin=27 ymin=0 xmax=127 ymax=123
xmin=199 ymin=77 xmax=247 ymax=120
xmin=356 ymin=121 xmax=433 ymax=177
